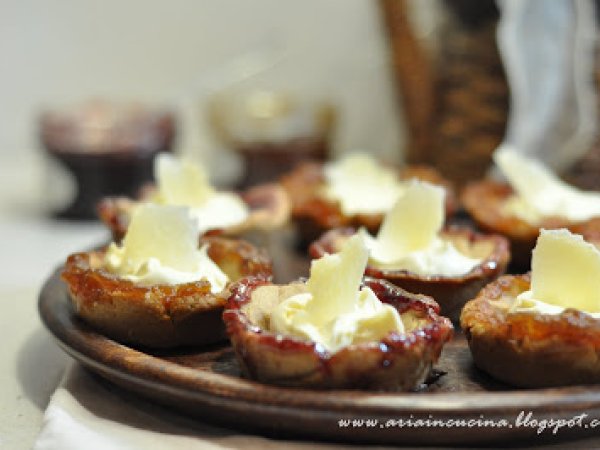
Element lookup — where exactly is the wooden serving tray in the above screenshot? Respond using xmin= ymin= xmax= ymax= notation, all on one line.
xmin=38 ymin=230 xmax=600 ymax=446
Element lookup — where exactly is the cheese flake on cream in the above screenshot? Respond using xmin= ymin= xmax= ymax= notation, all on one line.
xmin=270 ymin=233 xmax=405 ymax=353
xmin=323 ymin=152 xmax=405 ymax=215
xmin=494 ymin=147 xmax=600 ymax=223
xmin=104 ymin=204 xmax=228 ymax=291
xmin=512 ymin=229 xmax=600 ymax=316
xmin=152 ymin=153 xmax=249 ymax=234
xmin=154 ymin=153 xmax=214 ymax=207
xmin=365 ymin=180 xmax=481 ymax=277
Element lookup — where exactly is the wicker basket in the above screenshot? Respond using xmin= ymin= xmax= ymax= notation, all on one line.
xmin=380 ymin=0 xmax=509 ymax=187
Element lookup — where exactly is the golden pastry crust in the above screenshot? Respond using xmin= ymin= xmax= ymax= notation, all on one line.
xmin=61 ymin=237 xmax=272 ymax=348
xmin=97 ymin=183 xmax=290 ymax=242
xmin=310 ymin=227 xmax=510 ymax=323
xmin=461 ymin=274 xmax=600 ymax=387
xmin=461 ymin=180 xmax=600 ymax=268
xmin=223 ymin=277 xmax=453 ymax=391
xmin=280 ymin=161 xmax=457 ymax=246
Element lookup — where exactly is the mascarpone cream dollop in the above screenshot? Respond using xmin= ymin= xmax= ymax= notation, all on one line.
xmin=495 ymin=146 xmax=600 ymax=224
xmin=322 ymin=152 xmax=406 ymax=216
xmin=270 ymin=233 xmax=405 ymax=353
xmin=511 ymin=228 xmax=600 ymax=318
xmin=363 ymin=180 xmax=481 ymax=277
xmin=104 ymin=204 xmax=228 ymax=292
xmin=152 ymin=153 xmax=249 ymax=235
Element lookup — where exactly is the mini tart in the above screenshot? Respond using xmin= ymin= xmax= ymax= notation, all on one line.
xmin=461 ymin=180 xmax=600 ymax=269
xmin=61 ymin=236 xmax=272 ymax=348
xmin=97 ymin=182 xmax=290 ymax=242
xmin=461 ymin=274 xmax=600 ymax=388
xmin=280 ymin=161 xmax=457 ymax=246
xmin=310 ymin=227 xmax=510 ymax=323
xmin=223 ymin=277 xmax=453 ymax=391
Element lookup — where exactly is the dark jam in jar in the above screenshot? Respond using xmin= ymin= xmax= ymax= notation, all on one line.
xmin=40 ymin=101 xmax=175 ymax=219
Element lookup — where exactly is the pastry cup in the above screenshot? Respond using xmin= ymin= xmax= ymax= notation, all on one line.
xmin=223 ymin=277 xmax=453 ymax=391
xmin=97 ymin=182 xmax=291 ymax=242
xmin=61 ymin=236 xmax=272 ymax=348
xmin=280 ymin=161 xmax=457 ymax=246
xmin=461 ymin=274 xmax=600 ymax=388
xmin=461 ymin=180 xmax=600 ymax=269
xmin=310 ymin=227 xmax=510 ymax=323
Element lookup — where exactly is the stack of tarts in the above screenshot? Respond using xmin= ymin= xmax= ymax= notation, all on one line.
xmin=61 ymin=152 xmax=470 ymax=392
xmin=221 ymin=176 xmax=514 ymax=390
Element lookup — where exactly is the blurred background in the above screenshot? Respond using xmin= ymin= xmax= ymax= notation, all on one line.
xmin=1 ymin=0 xmax=404 ymax=192
xmin=2 ymin=0 xmax=600 ymax=282
xmin=0 ymin=0 xmax=409 ymax=286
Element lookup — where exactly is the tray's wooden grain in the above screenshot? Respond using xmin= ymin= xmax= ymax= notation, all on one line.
xmin=39 ymin=229 xmax=600 ymax=446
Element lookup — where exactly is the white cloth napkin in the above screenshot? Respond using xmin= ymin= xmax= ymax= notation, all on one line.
xmin=34 ymin=361 xmax=600 ymax=449
xmin=496 ymin=0 xmax=597 ymax=171
xmin=33 ymin=362 xmax=364 ymax=450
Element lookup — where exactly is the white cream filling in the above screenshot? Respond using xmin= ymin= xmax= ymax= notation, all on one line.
xmin=322 ymin=152 xmax=406 ymax=215
xmin=364 ymin=233 xmax=481 ymax=277
xmin=495 ymin=146 xmax=600 ymax=224
xmin=270 ymin=234 xmax=405 ymax=353
xmin=152 ymin=153 xmax=249 ymax=233
xmin=510 ymin=229 xmax=600 ymax=318
xmin=188 ymin=192 xmax=249 ymax=235
xmin=364 ymin=180 xmax=481 ymax=277
xmin=511 ymin=291 xmax=600 ymax=319
xmin=104 ymin=204 xmax=228 ymax=292
xmin=105 ymin=243 xmax=228 ymax=292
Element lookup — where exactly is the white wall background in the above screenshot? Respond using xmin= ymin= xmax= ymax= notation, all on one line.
xmin=0 ymin=0 xmax=405 ymax=178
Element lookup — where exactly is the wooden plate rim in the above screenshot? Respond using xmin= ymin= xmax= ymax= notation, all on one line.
xmin=38 ymin=267 xmax=600 ymax=418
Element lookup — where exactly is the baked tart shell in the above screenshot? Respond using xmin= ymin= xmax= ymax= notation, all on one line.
xmin=223 ymin=277 xmax=453 ymax=391
xmin=61 ymin=236 xmax=272 ymax=348
xmin=461 ymin=274 xmax=600 ymax=387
